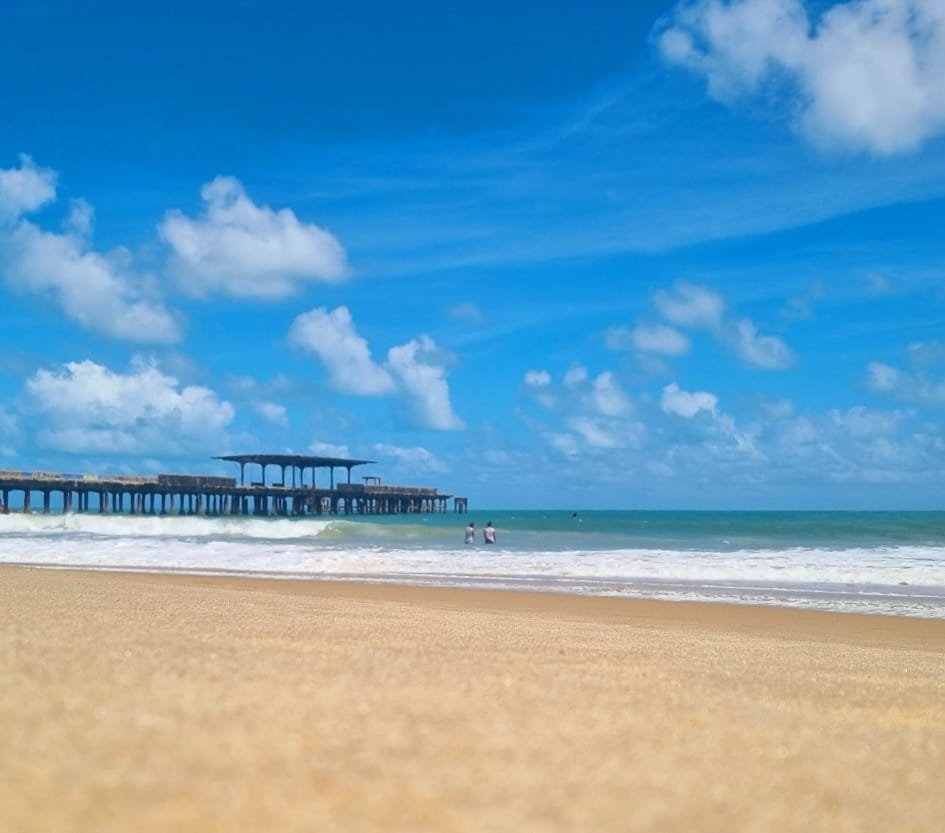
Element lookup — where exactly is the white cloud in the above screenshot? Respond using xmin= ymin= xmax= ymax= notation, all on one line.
xmin=0 ymin=155 xmax=56 ymax=223
xmin=310 ymin=441 xmax=351 ymax=457
xmin=725 ymin=318 xmax=794 ymax=369
xmin=866 ymin=361 xmax=901 ymax=393
xmin=372 ymin=442 xmax=448 ymax=476
xmin=289 ymin=306 xmax=463 ymax=430
xmin=524 ymin=369 xmax=551 ymax=386
xmin=256 ymin=401 xmax=288 ymax=427
xmin=592 ymin=371 xmax=631 ymax=417
xmin=23 ymin=358 xmax=234 ymax=454
xmin=827 ymin=406 xmax=908 ymax=437
xmin=653 ymin=282 xmax=725 ymax=328
xmin=565 ymin=416 xmax=620 ymax=448
xmin=659 ymin=0 xmax=945 ymax=155
xmin=547 ymin=432 xmax=581 ymax=459
xmin=866 ymin=360 xmax=945 ymax=405
xmin=615 ymin=323 xmax=691 ymax=356
xmin=0 ymin=159 xmax=180 ymax=343
xmin=373 ymin=442 xmax=444 ymax=471
xmin=764 ymin=403 xmax=940 ymax=485
xmin=386 ymin=335 xmax=465 ymax=431
xmin=661 ymin=382 xmax=718 ymax=418
xmin=288 ymin=306 xmax=395 ymax=395
xmin=564 ymin=364 xmax=588 ymax=385
xmin=522 ymin=366 xmax=645 ymax=459
xmin=160 ymin=176 xmax=349 ymax=299
xmin=650 ymin=281 xmax=792 ymax=369
xmin=4 ymin=218 xmax=181 ymax=343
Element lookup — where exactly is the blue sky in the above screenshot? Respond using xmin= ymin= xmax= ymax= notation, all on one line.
xmin=2 ymin=0 xmax=945 ymax=509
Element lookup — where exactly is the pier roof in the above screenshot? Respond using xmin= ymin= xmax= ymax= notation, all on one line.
xmin=213 ymin=454 xmax=376 ymax=469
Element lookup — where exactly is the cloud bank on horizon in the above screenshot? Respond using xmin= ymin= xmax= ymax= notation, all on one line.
xmin=1 ymin=0 xmax=944 ymax=508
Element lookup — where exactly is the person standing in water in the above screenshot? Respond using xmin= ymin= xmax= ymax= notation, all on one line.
xmin=464 ymin=521 xmax=476 ymax=545
xmin=483 ymin=521 xmax=497 ymax=544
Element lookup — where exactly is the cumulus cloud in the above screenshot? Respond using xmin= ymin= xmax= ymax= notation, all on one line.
xmin=289 ymin=306 xmax=463 ymax=430
xmin=288 ymin=306 xmax=395 ymax=396
xmin=386 ymin=335 xmax=465 ymax=431
xmin=0 ymin=155 xmax=55 ymax=223
xmin=609 ymin=323 xmax=691 ymax=356
xmin=661 ymin=382 xmax=718 ymax=418
xmin=4 ymin=217 xmax=181 ymax=343
xmin=659 ymin=0 xmax=945 ymax=154
xmin=648 ymin=281 xmax=793 ymax=369
xmin=653 ymin=282 xmax=725 ymax=329
xmin=592 ymin=371 xmax=632 ymax=417
xmin=724 ymin=318 xmax=794 ymax=369
xmin=521 ymin=366 xmax=644 ymax=457
xmin=23 ymin=358 xmax=234 ymax=454
xmin=160 ymin=176 xmax=349 ymax=299
xmin=0 ymin=158 xmax=180 ymax=343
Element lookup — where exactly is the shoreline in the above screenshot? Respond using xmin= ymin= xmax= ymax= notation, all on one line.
xmin=4 ymin=559 xmax=945 ymax=622
xmin=2 ymin=565 xmax=944 ymax=831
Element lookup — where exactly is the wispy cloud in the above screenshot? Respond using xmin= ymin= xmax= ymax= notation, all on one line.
xmin=866 ymin=360 xmax=945 ymax=406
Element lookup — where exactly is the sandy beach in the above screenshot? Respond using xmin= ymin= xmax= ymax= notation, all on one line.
xmin=1 ymin=566 xmax=943 ymax=832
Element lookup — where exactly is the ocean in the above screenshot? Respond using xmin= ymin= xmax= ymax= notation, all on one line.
xmin=2 ymin=510 xmax=944 ymax=618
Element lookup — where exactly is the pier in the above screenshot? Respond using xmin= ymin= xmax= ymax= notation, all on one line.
xmin=0 ymin=453 xmax=467 ymax=516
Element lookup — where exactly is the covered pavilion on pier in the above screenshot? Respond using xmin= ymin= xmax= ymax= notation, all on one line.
xmin=212 ymin=453 xmax=375 ymax=490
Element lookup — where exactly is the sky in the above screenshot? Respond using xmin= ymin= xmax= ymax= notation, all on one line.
xmin=2 ymin=0 xmax=945 ymax=510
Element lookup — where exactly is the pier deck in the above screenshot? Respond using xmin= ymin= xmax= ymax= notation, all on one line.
xmin=0 ymin=463 xmax=467 ymax=517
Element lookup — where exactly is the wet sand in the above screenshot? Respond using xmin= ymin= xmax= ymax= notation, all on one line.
xmin=1 ymin=565 xmax=943 ymax=832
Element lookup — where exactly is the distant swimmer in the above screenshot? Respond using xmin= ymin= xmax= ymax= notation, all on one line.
xmin=483 ymin=521 xmax=497 ymax=545
xmin=464 ymin=521 xmax=476 ymax=545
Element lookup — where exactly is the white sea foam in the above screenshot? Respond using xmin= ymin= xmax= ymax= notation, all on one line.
xmin=2 ymin=513 xmax=944 ymax=617
xmin=0 ymin=512 xmax=333 ymax=539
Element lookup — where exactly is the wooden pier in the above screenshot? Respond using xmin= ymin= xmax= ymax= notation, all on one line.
xmin=0 ymin=453 xmax=468 ymax=517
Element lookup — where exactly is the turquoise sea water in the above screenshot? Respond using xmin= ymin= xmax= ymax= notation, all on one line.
xmin=1 ymin=510 xmax=944 ymax=617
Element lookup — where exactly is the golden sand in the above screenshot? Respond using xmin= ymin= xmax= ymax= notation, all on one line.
xmin=1 ymin=566 xmax=943 ymax=832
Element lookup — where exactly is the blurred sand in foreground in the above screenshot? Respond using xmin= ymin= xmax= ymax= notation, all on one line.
xmin=1 ymin=566 xmax=943 ymax=832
